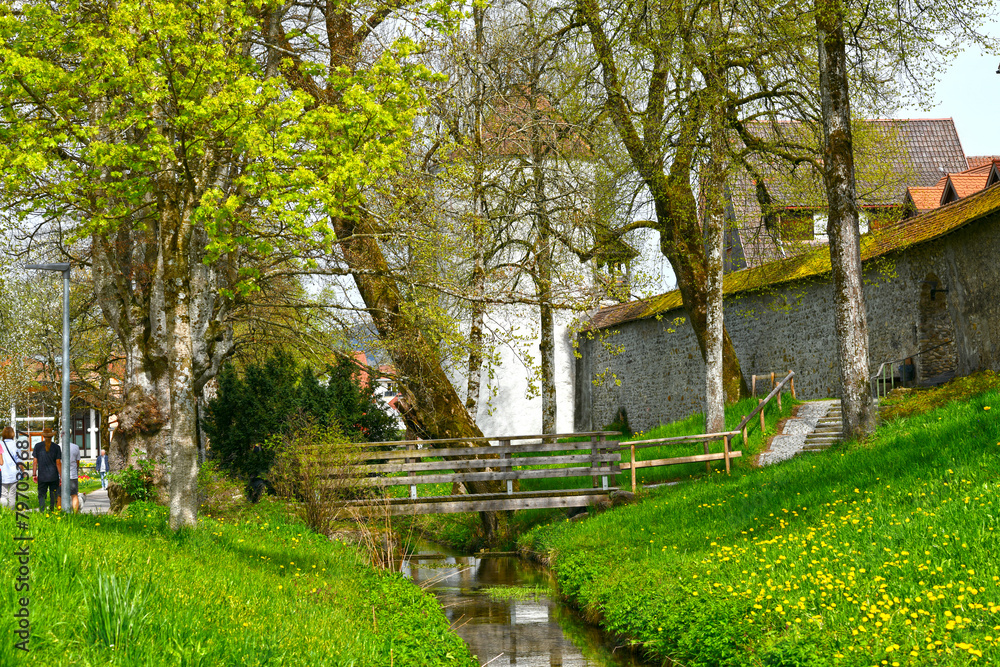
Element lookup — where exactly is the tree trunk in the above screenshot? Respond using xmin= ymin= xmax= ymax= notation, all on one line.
xmin=465 ymin=4 xmax=487 ymax=417
xmin=539 ymin=301 xmax=556 ymax=435
xmin=816 ymin=0 xmax=877 ymax=439
xmin=703 ymin=9 xmax=727 ymax=434
xmin=92 ymin=228 xmax=172 ymax=508
xmin=166 ymin=274 xmax=199 ymax=530
xmin=333 ymin=211 xmax=508 ymax=543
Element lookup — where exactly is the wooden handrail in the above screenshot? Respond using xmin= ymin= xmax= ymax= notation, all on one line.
xmin=617 ymin=430 xmax=743 ymax=492
xmin=738 ymin=370 xmax=794 ymax=432
xmin=336 ymin=430 xmax=621 ymax=449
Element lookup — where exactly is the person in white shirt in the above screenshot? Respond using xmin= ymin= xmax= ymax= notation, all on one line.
xmin=1 ymin=426 xmax=21 ymax=509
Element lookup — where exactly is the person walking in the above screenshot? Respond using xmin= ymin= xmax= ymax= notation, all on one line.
xmin=1 ymin=426 xmax=21 ymax=509
xmin=68 ymin=439 xmax=81 ymax=513
xmin=32 ymin=428 xmax=61 ymax=512
xmin=95 ymin=449 xmax=109 ymax=489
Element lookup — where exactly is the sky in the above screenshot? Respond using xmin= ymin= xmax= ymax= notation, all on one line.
xmin=896 ymin=43 xmax=1000 ymax=157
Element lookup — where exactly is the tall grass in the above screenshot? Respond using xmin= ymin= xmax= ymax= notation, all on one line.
xmin=521 ymin=387 xmax=1000 ymax=666
xmin=85 ymin=572 xmax=152 ymax=651
xmin=0 ymin=499 xmax=474 ymax=666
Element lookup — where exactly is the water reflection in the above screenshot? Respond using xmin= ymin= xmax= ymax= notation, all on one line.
xmin=403 ymin=546 xmax=653 ymax=667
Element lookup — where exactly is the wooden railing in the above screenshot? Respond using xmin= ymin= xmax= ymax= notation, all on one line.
xmin=750 ymin=370 xmax=797 ymax=399
xmin=620 ymin=431 xmax=742 ymax=493
xmin=325 ymin=431 xmax=621 ymax=515
xmin=616 ymin=371 xmax=796 ymax=493
xmin=738 ymin=370 xmax=795 ymax=445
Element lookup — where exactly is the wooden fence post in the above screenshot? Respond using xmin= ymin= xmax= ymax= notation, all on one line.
xmin=770 ymin=371 xmax=775 ymax=390
xmin=406 ymin=442 xmax=417 ymax=500
xmin=723 ymin=435 xmax=731 ymax=474
xmin=789 ymin=371 xmax=796 ymax=399
xmin=630 ymin=442 xmax=636 ymax=494
xmin=704 ymin=437 xmax=711 ymax=473
xmin=759 ymin=399 xmax=765 ymax=432
xmin=777 ymin=389 xmax=782 ymax=412
xmin=600 ymin=434 xmax=609 ymax=491
xmin=590 ymin=435 xmax=599 ymax=488
xmin=751 ymin=375 xmax=756 ymax=397
xmin=501 ymin=439 xmax=512 ymax=494
xmin=741 ymin=416 xmax=748 ymax=446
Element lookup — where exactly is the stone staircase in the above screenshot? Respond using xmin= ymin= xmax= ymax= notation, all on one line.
xmin=801 ymin=400 xmax=843 ymax=453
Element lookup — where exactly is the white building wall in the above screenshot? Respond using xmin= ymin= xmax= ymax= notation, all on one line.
xmin=463 ymin=306 xmax=578 ymax=437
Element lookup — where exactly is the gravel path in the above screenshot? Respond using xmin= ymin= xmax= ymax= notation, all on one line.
xmin=757 ymin=400 xmax=839 ymax=466
xmin=81 ymin=487 xmax=110 ymax=514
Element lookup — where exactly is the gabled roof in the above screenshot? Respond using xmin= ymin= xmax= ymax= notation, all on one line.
xmin=588 ymin=179 xmax=1000 ymax=331
xmin=941 ymin=172 xmax=990 ymax=205
xmin=905 ymin=185 xmax=946 ymax=213
xmin=727 ymin=118 xmax=969 ymax=268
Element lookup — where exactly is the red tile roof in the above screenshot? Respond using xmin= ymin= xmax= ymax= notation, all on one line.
xmin=967 ymin=155 xmax=1000 ymax=169
xmin=942 ymin=173 xmax=990 ymax=203
xmin=906 ymin=186 xmax=945 ymax=212
xmin=588 ymin=181 xmax=1000 ymax=330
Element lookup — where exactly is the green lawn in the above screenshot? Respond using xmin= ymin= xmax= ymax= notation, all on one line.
xmin=0 ymin=498 xmax=475 ymax=666
xmin=519 ymin=379 xmax=1000 ymax=666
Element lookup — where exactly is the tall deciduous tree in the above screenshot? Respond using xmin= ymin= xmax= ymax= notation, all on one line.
xmin=0 ymin=0 xmax=424 ymax=528
xmin=814 ymin=0 xmax=876 ymax=438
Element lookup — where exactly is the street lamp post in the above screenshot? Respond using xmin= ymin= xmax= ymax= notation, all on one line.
xmin=26 ymin=263 xmax=71 ymax=513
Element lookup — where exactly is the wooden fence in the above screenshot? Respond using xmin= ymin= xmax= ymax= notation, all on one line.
xmin=327 ymin=432 xmax=620 ymax=515
xmin=619 ymin=370 xmax=796 ymax=492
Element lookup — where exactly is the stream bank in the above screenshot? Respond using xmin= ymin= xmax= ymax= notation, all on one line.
xmin=403 ymin=541 xmax=654 ymax=667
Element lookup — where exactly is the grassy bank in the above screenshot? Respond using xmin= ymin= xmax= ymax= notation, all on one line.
xmin=520 ymin=381 xmax=1000 ymax=666
xmin=398 ymin=393 xmax=799 ymax=552
xmin=0 ymin=499 xmax=474 ymax=666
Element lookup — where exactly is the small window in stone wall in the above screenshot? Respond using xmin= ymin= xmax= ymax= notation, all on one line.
xmin=918 ymin=273 xmax=958 ymax=381
xmin=779 ymin=209 xmax=815 ymax=241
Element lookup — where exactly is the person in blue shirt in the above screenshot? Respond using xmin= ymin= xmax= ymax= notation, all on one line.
xmin=32 ymin=428 xmax=61 ymax=512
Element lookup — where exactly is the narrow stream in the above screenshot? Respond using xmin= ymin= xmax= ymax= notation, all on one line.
xmin=402 ymin=542 xmax=654 ymax=667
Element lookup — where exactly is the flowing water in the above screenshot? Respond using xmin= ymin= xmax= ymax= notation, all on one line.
xmin=402 ymin=543 xmax=654 ymax=667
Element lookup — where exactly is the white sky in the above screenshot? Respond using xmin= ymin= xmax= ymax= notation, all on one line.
xmin=896 ymin=44 xmax=1000 ymax=156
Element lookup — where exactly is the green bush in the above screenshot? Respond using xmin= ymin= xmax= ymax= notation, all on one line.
xmin=107 ymin=454 xmax=155 ymax=502
xmin=203 ymin=349 xmax=399 ymax=483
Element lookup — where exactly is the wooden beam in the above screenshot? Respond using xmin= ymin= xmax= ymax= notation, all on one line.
xmin=313 ymin=431 xmax=621 ymax=450
xmin=334 ymin=490 xmax=617 ymax=515
xmin=624 ymin=431 xmax=741 ymax=447
xmin=328 ymin=439 xmax=605 ymax=463
xmin=619 ymin=451 xmax=742 ymax=470
xmin=356 ymin=452 xmax=619 ymax=475
xmin=347 ymin=465 xmax=621 ymax=488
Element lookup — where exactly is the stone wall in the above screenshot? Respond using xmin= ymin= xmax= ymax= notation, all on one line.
xmin=576 ymin=210 xmax=1000 ymax=433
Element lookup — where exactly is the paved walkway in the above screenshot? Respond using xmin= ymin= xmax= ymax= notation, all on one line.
xmin=758 ymin=400 xmax=839 ymax=466
xmin=81 ymin=487 xmax=110 ymax=515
